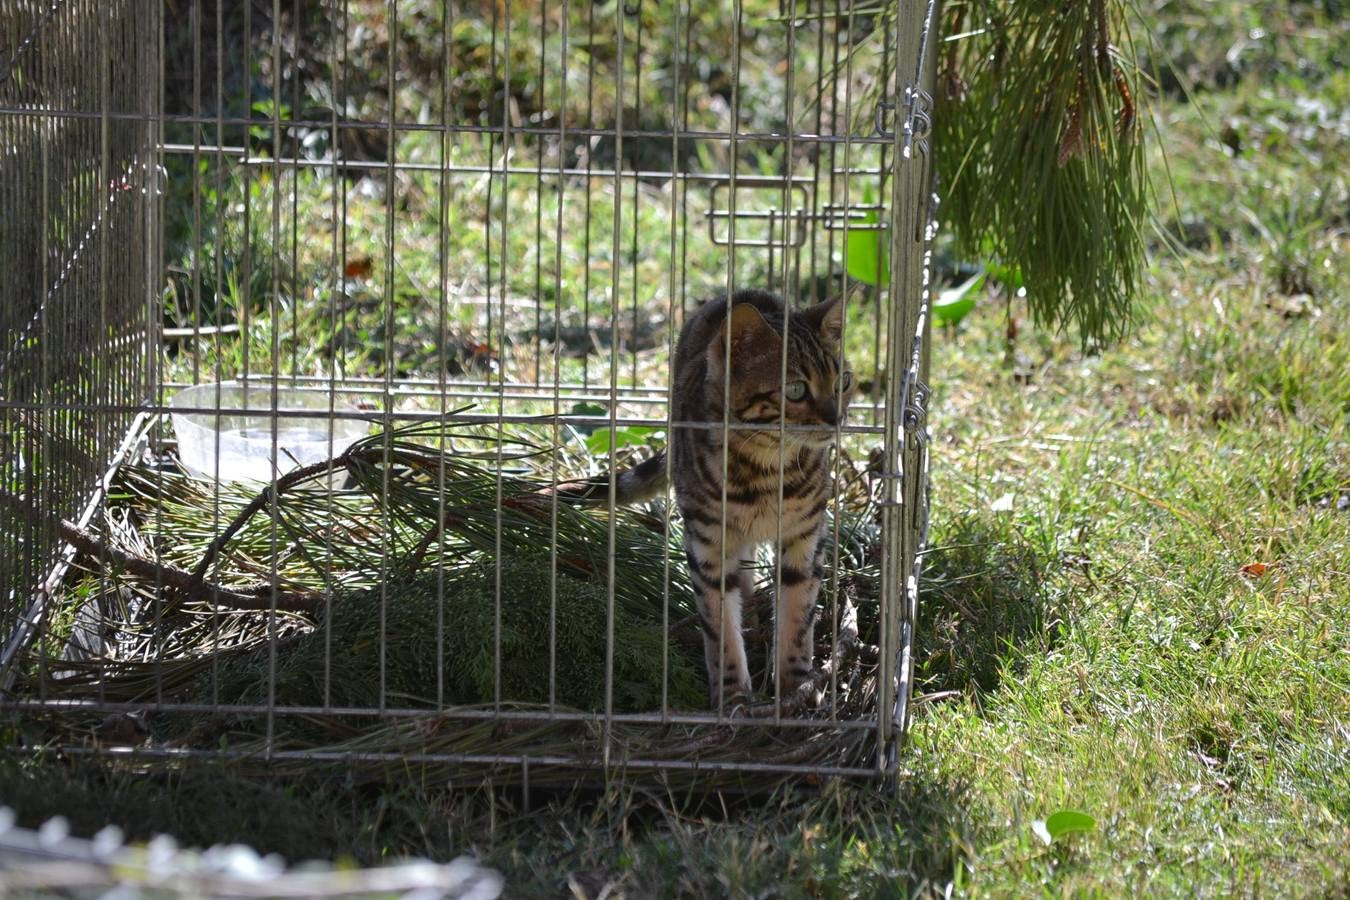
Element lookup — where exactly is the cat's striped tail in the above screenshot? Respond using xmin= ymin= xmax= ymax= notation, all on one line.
xmin=541 ymin=452 xmax=669 ymax=506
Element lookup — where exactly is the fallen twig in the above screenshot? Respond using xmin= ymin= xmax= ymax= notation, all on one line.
xmin=0 ymin=491 xmax=323 ymax=615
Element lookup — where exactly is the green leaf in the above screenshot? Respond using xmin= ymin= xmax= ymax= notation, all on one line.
xmin=1033 ymin=809 xmax=1097 ymax=845
xmin=932 ymin=272 xmax=985 ymax=326
xmin=844 ymin=184 xmax=888 ymax=287
xmin=985 ymin=261 xmax=1024 ymax=293
xmin=586 ymin=426 xmax=662 ymax=456
xmin=567 ymin=402 xmax=608 ymax=436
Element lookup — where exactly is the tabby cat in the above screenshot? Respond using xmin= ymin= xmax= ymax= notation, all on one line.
xmin=554 ymin=289 xmax=853 ymax=705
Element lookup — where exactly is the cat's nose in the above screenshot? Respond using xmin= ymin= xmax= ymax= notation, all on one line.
xmin=818 ymin=399 xmax=839 ymax=427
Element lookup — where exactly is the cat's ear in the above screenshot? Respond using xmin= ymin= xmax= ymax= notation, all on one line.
xmin=717 ymin=302 xmax=780 ymax=353
xmin=804 ymin=295 xmax=845 ymax=346
xmin=709 ymin=302 xmax=780 ymax=376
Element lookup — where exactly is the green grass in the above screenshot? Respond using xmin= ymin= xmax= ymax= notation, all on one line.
xmin=5 ymin=0 xmax=1348 ymax=895
xmin=896 ymin=276 xmax=1349 ymax=894
xmin=10 ymin=212 xmax=1345 ymax=895
xmin=161 ymin=131 xmax=897 ymax=396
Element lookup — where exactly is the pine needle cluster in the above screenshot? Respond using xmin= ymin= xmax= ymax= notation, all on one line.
xmin=32 ymin=421 xmax=887 ymax=773
xmin=935 ymin=0 xmax=1149 ymax=346
xmin=205 ymin=557 xmax=707 ymax=713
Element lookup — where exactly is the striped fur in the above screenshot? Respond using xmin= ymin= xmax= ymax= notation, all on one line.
xmin=671 ymin=289 xmax=852 ymax=704
xmin=553 ymin=289 xmax=853 ymax=705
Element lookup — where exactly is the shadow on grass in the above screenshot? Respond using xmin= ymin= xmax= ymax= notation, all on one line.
xmin=916 ymin=511 xmax=1056 ymax=696
xmin=0 ymin=517 xmax=1026 ymax=892
xmin=516 ymin=777 xmax=973 ymax=898
xmin=0 ymin=754 xmax=362 ymax=863
xmin=0 ymin=751 xmax=973 ymax=895
xmin=0 ymin=752 xmax=508 ymax=865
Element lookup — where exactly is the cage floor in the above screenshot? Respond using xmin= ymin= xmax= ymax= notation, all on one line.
xmin=5 ymin=395 xmax=913 ymax=785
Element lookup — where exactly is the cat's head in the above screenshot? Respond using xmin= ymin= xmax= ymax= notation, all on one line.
xmin=708 ymin=295 xmax=854 ymax=447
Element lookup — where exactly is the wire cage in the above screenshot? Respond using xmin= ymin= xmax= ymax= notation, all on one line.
xmin=1 ymin=0 xmax=938 ymax=785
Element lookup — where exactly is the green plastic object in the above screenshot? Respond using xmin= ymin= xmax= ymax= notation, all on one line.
xmin=844 ymin=184 xmax=888 ymax=287
xmin=932 ymin=272 xmax=985 ymax=326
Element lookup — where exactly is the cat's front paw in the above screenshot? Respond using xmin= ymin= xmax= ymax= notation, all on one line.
xmin=767 ymin=673 xmax=824 ymax=714
xmin=708 ymin=673 xmax=754 ymax=709
xmin=777 ymin=662 xmax=818 ymax=697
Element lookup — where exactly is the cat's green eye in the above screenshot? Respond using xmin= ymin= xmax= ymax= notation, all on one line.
xmin=784 ymin=380 xmax=808 ymax=401
xmin=840 ymin=370 xmax=853 ymax=392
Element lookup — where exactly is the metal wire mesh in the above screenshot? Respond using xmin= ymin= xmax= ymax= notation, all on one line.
xmin=0 ymin=0 xmax=161 ymax=686
xmin=1 ymin=0 xmax=938 ymax=784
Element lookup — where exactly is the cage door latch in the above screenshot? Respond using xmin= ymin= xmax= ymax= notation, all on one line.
xmin=874 ymin=86 xmax=933 ymax=158
xmin=706 ymin=180 xmax=811 ymax=248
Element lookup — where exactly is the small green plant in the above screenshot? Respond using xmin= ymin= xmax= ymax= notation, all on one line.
xmin=586 ymin=425 xmax=663 ymax=456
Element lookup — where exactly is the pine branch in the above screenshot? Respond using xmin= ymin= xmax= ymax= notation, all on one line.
xmin=0 ymin=491 xmax=323 ymax=615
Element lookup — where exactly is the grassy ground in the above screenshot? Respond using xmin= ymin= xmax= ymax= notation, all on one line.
xmin=8 ymin=233 xmax=1342 ymax=894
xmin=4 ymin=1 xmax=1348 ymax=896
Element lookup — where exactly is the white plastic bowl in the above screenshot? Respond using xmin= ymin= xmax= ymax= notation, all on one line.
xmin=170 ymin=382 xmax=369 ymax=483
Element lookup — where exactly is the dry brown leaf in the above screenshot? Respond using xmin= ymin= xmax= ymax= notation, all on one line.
xmin=344 ymin=255 xmax=374 ymax=279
